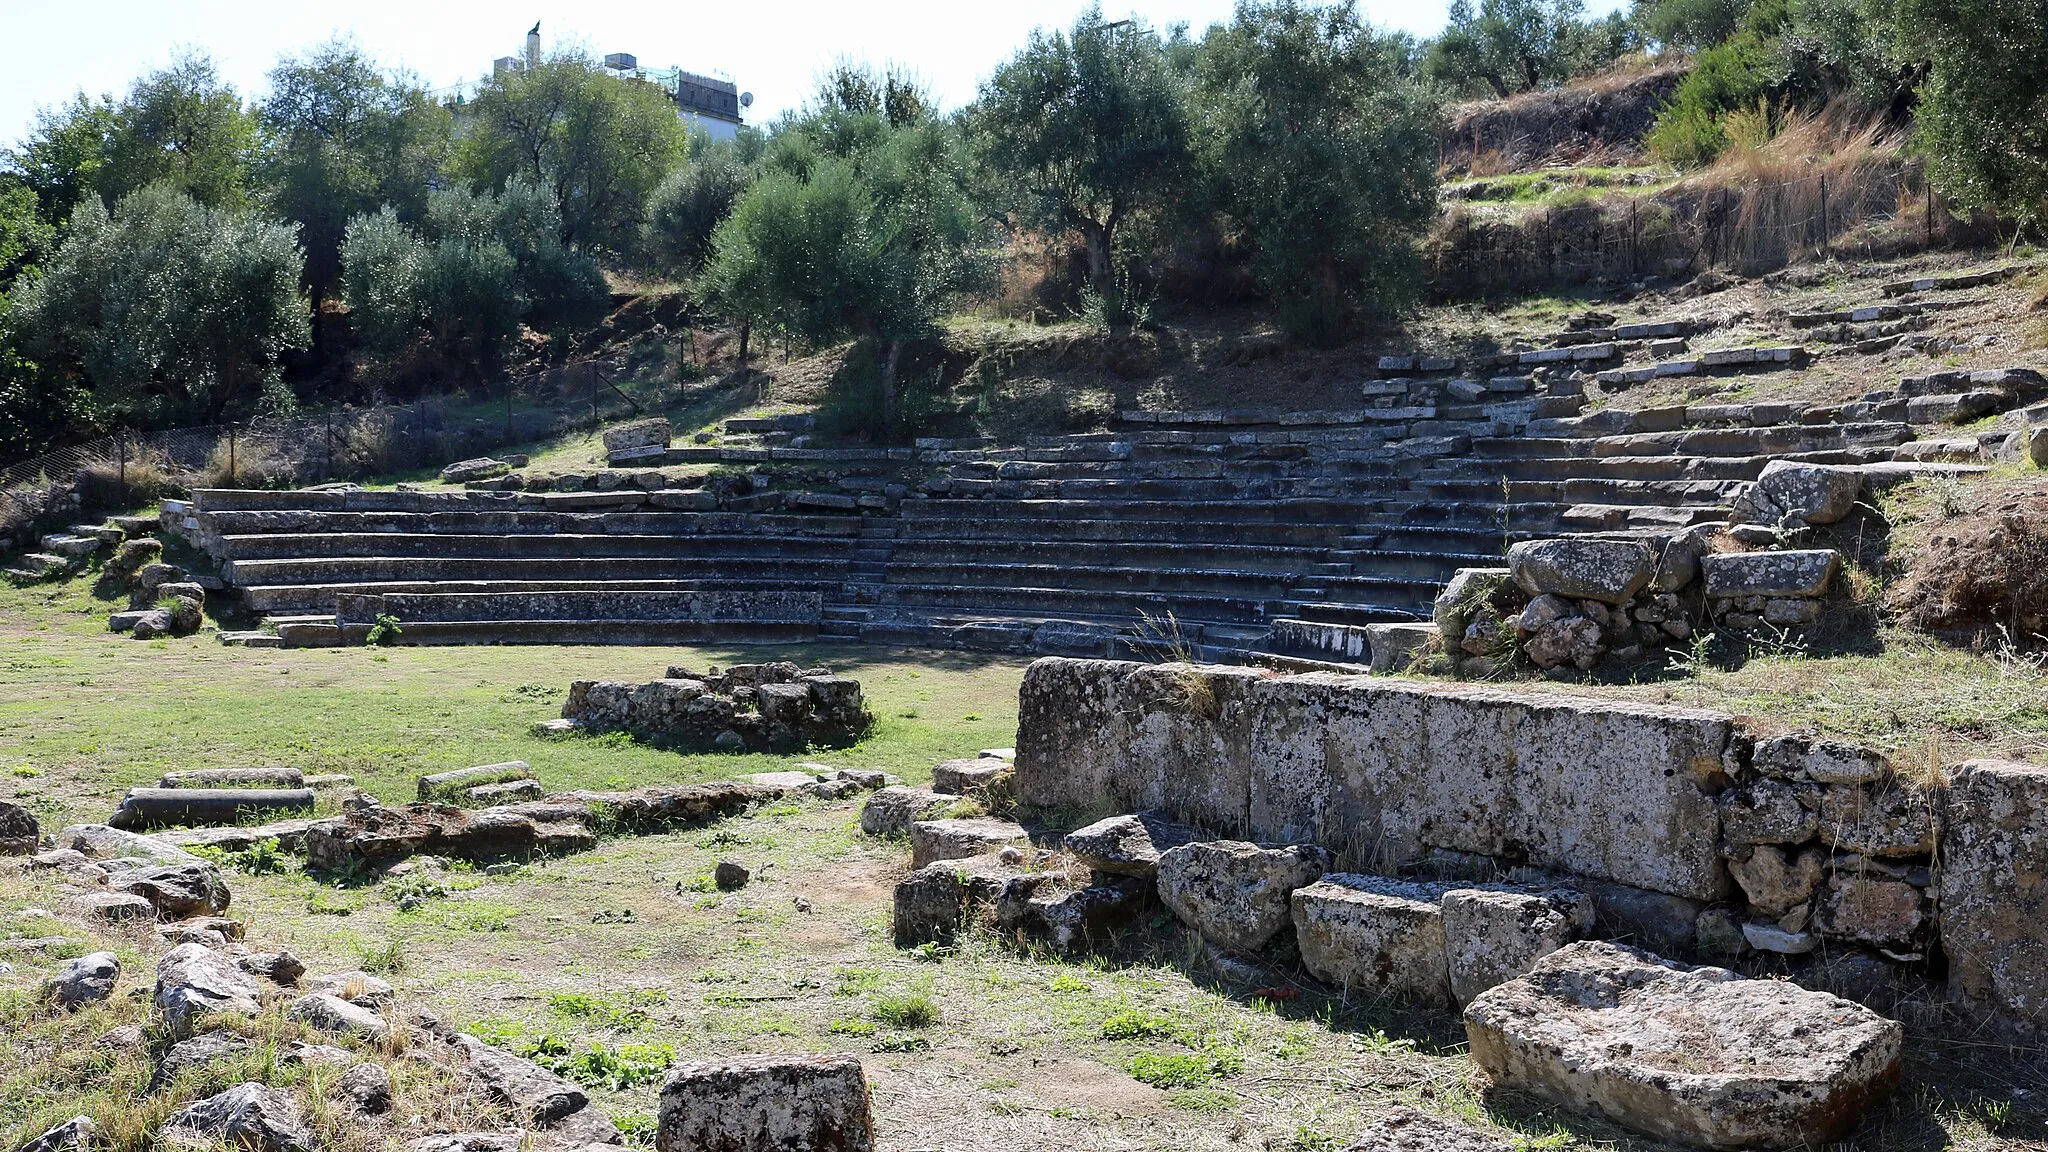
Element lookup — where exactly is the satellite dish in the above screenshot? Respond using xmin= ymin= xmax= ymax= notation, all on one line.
xmin=740 ymin=92 xmax=754 ymax=108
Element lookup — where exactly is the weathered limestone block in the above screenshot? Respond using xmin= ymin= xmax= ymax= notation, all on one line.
xmin=70 ymin=891 xmax=155 ymax=924
xmin=893 ymin=852 xmax=1023 ymax=945
xmin=996 ymin=873 xmax=1151 ymax=954
xmin=1508 ymin=538 xmax=1655 ymax=604
xmin=63 ymin=822 xmax=204 ymax=866
xmin=1016 ymin=660 xmax=1734 ymax=902
xmin=163 ymin=1083 xmax=314 ymax=1152
xmin=1727 ymin=845 xmax=1826 ymax=915
xmin=1817 ymin=781 xmax=1935 ymax=857
xmin=603 ymin=418 xmax=672 ymax=456
xmin=1 ymin=798 xmax=40 ymax=855
xmin=1939 ymin=759 xmax=2048 ymax=1030
xmin=1753 ymin=461 xmax=1865 ymax=526
xmin=907 ymin=817 xmax=1028 ymax=868
xmin=1814 ymin=872 xmax=1924 ymax=945
xmin=1523 ymin=616 xmax=1603 ymax=670
xmin=43 ymin=951 xmax=120 ymax=1010
xmin=1365 ymin=622 xmax=1438 ymax=673
xmin=159 ymin=767 xmax=305 ymax=789
xmin=16 ymin=1117 xmax=94 ymax=1152
xmin=1292 ymin=874 xmax=1452 ymax=1005
xmin=447 ymin=1031 xmax=587 ymax=1121
xmin=288 ymin=991 xmax=390 ymax=1040
xmin=109 ymin=862 xmax=232 ymax=918
xmin=306 ymin=970 xmax=396 ymax=1006
xmin=1346 ymin=1108 xmax=1515 ymax=1152
xmin=1433 ymin=567 xmax=1513 ymax=641
xmin=418 ymin=761 xmax=533 ymax=801
xmin=656 ymin=1053 xmax=873 ymax=1152
xmin=931 ymin=757 xmax=1006 ymax=796
xmin=858 ymin=786 xmax=959 ymax=836
xmin=1717 ymin=779 xmax=1818 ymax=845
xmin=1442 ymin=886 xmax=1594 ymax=1007
xmin=155 ymin=943 xmax=265 ymax=1028
xmin=1751 ymin=735 xmax=1886 ymax=784
xmin=107 ymin=788 xmax=315 ymax=831
xmin=1161 ymin=840 xmax=1332 ymax=953
xmin=1063 ymin=810 xmax=1197 ymax=878
xmin=1701 ymin=550 xmax=1840 ymax=600
xmin=1464 ymin=942 xmax=1904 ymax=1149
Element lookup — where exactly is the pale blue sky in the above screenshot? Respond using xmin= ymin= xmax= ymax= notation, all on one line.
xmin=3 ymin=0 xmax=1628 ymax=149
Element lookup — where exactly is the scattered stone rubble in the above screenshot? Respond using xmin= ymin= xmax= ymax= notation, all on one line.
xmin=560 ymin=661 xmax=873 ymax=753
xmin=8 ymin=759 xmax=899 ymax=1152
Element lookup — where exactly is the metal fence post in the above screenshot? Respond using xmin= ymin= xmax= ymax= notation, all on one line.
xmin=228 ymin=424 xmax=238 ymax=487
xmin=1819 ymin=172 xmax=1830 ymax=261
xmin=117 ymin=428 xmax=127 ymax=499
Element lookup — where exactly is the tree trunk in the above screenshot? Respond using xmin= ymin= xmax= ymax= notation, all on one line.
xmin=880 ymin=337 xmax=905 ymax=440
xmin=738 ymin=319 xmax=751 ymax=367
xmin=1080 ymin=219 xmax=1113 ymax=293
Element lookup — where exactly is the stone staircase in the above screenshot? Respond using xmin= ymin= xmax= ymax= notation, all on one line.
xmin=159 ymin=288 xmax=2046 ymax=661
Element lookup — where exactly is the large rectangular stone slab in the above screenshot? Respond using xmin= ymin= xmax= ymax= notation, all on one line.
xmin=1940 ymin=759 xmax=2048 ymax=1031
xmin=1019 ymin=661 xmax=1731 ymax=900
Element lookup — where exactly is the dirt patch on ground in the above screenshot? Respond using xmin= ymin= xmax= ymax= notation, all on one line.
xmin=1888 ymin=475 xmax=2048 ymax=649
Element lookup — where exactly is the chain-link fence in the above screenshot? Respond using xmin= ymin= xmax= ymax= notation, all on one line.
xmin=0 ymin=361 xmax=667 ymax=547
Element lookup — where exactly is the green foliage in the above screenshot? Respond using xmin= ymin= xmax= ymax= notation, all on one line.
xmin=195 ymin=837 xmax=290 ymax=876
xmin=1632 ymin=0 xmax=1753 ymax=50
xmin=451 ymin=50 xmax=689 ymax=258
xmin=11 ymin=184 xmax=309 ymax=425
xmin=1100 ymin=1008 xmax=1180 ymax=1040
xmin=1645 ymin=12 xmax=1788 ymax=165
xmin=1900 ymin=0 xmax=2048 ymax=226
xmin=971 ymin=7 xmax=1193 ymax=299
xmin=1193 ymin=0 xmax=1439 ymax=344
xmin=643 ymin=144 xmax=753 ymax=277
xmin=365 ymin=613 xmax=404 ymax=647
xmin=1125 ymin=1049 xmax=1243 ymax=1088
xmin=99 ymin=52 xmax=257 ymax=210
xmin=870 ymin=984 xmax=940 ymax=1028
xmin=6 ymin=94 xmax=117 ymax=224
xmin=353 ymin=936 xmax=408 ymax=974
xmin=258 ymin=39 xmax=453 ymax=300
xmin=1425 ymin=0 xmax=1635 ymax=98
xmin=703 ymin=87 xmax=983 ymax=439
xmin=340 ymin=182 xmax=606 ymax=382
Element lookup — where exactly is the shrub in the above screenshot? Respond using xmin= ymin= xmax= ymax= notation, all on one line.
xmin=365 ymin=613 xmax=403 ymax=646
xmin=870 ymin=986 xmax=939 ymax=1029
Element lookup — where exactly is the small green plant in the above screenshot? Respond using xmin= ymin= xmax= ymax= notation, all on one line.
xmin=365 ymin=613 xmax=404 ymax=646
xmin=871 ymin=986 xmax=939 ymax=1029
xmin=353 ymin=936 xmax=408 ymax=975
xmin=1288 ymin=1128 xmax=1344 ymax=1152
xmin=1100 ymin=1008 xmax=1179 ymax=1041
xmin=1046 ymin=973 xmax=1091 ymax=994
xmin=828 ymin=1016 xmax=879 ymax=1037
xmin=196 ymin=837 xmax=290 ymax=876
xmin=1125 ymin=1050 xmax=1241 ymax=1088
xmin=1165 ymin=1088 xmax=1237 ymax=1113
xmin=612 ymin=1112 xmax=658 ymax=1148
xmin=383 ymin=871 xmax=450 ymax=911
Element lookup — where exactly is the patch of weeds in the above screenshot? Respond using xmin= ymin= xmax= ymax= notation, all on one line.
xmin=194 ymin=838 xmax=292 ymax=876
xmin=761 ymin=803 xmax=803 ymax=817
xmin=834 ymin=968 xmax=884 ymax=996
xmin=305 ymin=890 xmax=362 ymax=916
xmin=354 ymin=937 xmax=408 ymax=975
xmin=384 ymin=871 xmax=450 ymax=911
xmin=907 ymin=942 xmax=947 ymax=963
xmin=549 ymin=989 xmax=666 ymax=1030
xmin=553 ymin=1042 xmax=676 ymax=1090
xmin=871 ymin=1034 xmax=932 ymax=1053
xmin=871 ymin=984 xmax=940 ymax=1029
xmin=828 ymin=1017 xmax=878 ymax=1037
xmin=1100 ymin=1008 xmax=1179 ymax=1041
xmin=1166 ymin=1088 xmax=1237 ymax=1113
xmin=698 ymin=828 xmax=749 ymax=849
xmin=585 ymin=801 xmax=621 ymax=839
xmin=612 ymin=1112 xmax=657 ymax=1148
xmin=1046 ymin=973 xmax=1091 ymax=994
xmin=962 ymin=712 xmax=983 ymax=721
xmin=592 ymin=730 xmax=638 ymax=750
xmin=1288 ymin=1128 xmax=1344 ymax=1152
xmin=695 ymin=968 xmax=738 ymax=984
xmin=1125 ymin=1049 xmax=1243 ymax=1088
xmin=507 ymin=682 xmax=563 ymax=701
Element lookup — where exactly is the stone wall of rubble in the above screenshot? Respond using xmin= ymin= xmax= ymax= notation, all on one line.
xmin=561 ymin=661 xmax=872 ymax=753
xmin=1014 ymin=657 xmax=2047 ymax=1033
